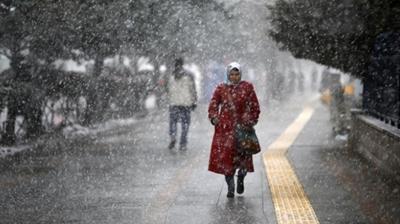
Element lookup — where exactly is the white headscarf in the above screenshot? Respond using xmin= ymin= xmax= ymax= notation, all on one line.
xmin=225 ymin=62 xmax=241 ymax=85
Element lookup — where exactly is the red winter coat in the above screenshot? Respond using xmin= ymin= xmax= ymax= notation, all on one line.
xmin=208 ymin=81 xmax=260 ymax=176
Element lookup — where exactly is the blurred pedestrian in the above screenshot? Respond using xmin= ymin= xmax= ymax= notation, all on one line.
xmin=167 ymin=57 xmax=198 ymax=151
xmin=329 ymin=73 xmax=346 ymax=135
xmin=208 ymin=62 xmax=261 ymax=198
xmin=311 ymin=68 xmax=318 ymax=89
xmin=297 ymin=71 xmax=304 ymax=93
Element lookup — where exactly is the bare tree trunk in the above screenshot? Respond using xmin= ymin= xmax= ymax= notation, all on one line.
xmin=25 ymin=101 xmax=43 ymax=139
xmin=2 ymin=53 xmax=22 ymax=145
xmin=2 ymin=96 xmax=17 ymax=145
xmin=83 ymin=55 xmax=104 ymax=125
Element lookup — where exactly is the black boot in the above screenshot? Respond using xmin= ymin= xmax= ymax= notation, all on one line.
xmin=237 ymin=169 xmax=247 ymax=194
xmin=225 ymin=175 xmax=235 ymax=198
xmin=179 ymin=143 xmax=187 ymax=151
xmin=168 ymin=139 xmax=176 ymax=149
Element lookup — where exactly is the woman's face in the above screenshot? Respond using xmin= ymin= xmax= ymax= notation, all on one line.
xmin=228 ymin=69 xmax=241 ymax=84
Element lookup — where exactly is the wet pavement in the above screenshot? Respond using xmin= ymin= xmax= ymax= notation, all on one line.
xmin=1 ymin=95 xmax=399 ymax=224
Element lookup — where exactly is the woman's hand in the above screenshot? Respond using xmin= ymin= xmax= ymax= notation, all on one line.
xmin=211 ymin=117 xmax=219 ymax=125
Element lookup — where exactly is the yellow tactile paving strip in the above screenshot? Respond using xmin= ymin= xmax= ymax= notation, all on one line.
xmin=263 ymin=106 xmax=320 ymax=224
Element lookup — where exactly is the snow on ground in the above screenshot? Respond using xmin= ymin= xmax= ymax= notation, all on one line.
xmin=62 ymin=124 xmax=91 ymax=139
xmin=1 ymin=116 xmax=138 ymax=159
xmin=62 ymin=116 xmax=138 ymax=139
xmin=91 ymin=117 xmax=138 ymax=133
xmin=0 ymin=145 xmax=32 ymax=159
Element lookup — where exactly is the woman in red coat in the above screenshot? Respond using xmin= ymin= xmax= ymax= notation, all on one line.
xmin=208 ymin=62 xmax=260 ymax=198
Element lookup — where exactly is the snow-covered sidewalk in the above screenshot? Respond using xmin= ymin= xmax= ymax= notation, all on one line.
xmin=0 ymin=116 xmax=139 ymax=159
xmin=62 ymin=117 xmax=138 ymax=139
xmin=0 ymin=145 xmax=33 ymax=158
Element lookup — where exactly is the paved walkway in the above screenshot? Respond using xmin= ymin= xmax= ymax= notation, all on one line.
xmin=0 ymin=95 xmax=399 ymax=223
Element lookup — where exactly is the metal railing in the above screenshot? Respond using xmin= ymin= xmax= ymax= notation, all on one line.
xmin=363 ymin=31 xmax=400 ymax=129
